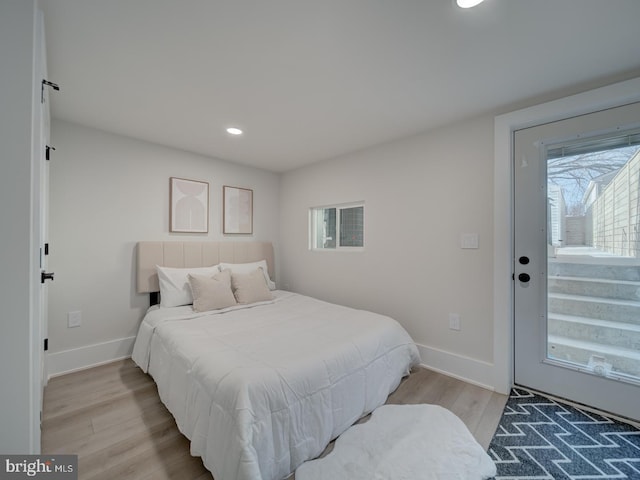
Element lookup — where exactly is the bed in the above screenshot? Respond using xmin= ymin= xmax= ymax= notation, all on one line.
xmin=131 ymin=241 xmax=420 ymax=480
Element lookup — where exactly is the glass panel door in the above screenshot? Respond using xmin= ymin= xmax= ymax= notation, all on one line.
xmin=514 ymin=101 xmax=640 ymax=421
xmin=547 ymin=138 xmax=640 ymax=384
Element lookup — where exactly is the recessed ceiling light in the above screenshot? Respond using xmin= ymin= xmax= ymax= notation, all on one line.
xmin=226 ymin=127 xmax=243 ymax=135
xmin=456 ymin=0 xmax=485 ymax=8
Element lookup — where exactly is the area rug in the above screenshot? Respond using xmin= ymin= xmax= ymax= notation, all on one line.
xmin=295 ymin=403 xmax=496 ymax=480
xmin=488 ymin=387 xmax=640 ymax=479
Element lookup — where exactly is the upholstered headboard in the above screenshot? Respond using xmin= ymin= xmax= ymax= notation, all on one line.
xmin=137 ymin=241 xmax=275 ymax=294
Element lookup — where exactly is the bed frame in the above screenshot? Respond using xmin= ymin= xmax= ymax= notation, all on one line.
xmin=137 ymin=241 xmax=275 ymax=304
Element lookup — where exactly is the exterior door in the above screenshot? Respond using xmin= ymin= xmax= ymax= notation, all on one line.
xmin=514 ymin=101 xmax=640 ymax=421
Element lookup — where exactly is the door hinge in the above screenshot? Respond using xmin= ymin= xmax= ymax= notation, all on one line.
xmin=45 ymin=145 xmax=55 ymax=161
xmin=41 ymin=79 xmax=60 ymax=103
xmin=41 ymin=271 xmax=55 ymax=283
xmin=44 ymin=338 xmax=48 ymax=351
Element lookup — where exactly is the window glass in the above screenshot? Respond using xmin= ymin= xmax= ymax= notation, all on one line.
xmin=310 ymin=203 xmax=364 ymax=250
xmin=339 ymin=206 xmax=364 ymax=247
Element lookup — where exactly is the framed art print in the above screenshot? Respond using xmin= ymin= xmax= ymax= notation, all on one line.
xmin=223 ymin=185 xmax=253 ymax=234
xmin=170 ymin=177 xmax=209 ymax=233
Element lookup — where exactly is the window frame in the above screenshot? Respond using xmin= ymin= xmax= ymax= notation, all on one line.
xmin=309 ymin=201 xmax=365 ymax=252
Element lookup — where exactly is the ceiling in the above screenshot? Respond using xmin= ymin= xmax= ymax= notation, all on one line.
xmin=41 ymin=0 xmax=640 ymax=172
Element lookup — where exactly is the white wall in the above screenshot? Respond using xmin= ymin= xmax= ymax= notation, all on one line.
xmin=279 ymin=115 xmax=496 ymax=388
xmin=47 ymin=120 xmax=280 ymax=375
xmin=0 ymin=0 xmax=40 ymax=453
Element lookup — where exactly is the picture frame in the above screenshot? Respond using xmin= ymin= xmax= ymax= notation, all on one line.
xmin=169 ymin=177 xmax=209 ymax=233
xmin=223 ymin=185 xmax=253 ymax=234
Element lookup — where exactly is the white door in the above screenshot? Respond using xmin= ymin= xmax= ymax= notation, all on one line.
xmin=36 ymin=8 xmax=53 ymax=408
xmin=40 ymin=87 xmax=51 ymax=392
xmin=514 ymin=101 xmax=640 ymax=421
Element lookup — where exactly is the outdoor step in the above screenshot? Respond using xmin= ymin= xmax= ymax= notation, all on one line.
xmin=548 ymin=293 xmax=640 ymax=324
xmin=548 ymin=276 xmax=640 ymax=301
xmin=548 ymin=313 xmax=640 ymax=351
xmin=548 ymin=261 xmax=640 ymax=281
xmin=548 ymin=334 xmax=640 ymax=378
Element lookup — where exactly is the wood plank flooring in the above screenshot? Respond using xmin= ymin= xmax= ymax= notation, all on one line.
xmin=42 ymin=359 xmax=507 ymax=480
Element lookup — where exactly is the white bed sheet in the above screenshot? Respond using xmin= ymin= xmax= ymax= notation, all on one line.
xmin=131 ymin=291 xmax=420 ymax=480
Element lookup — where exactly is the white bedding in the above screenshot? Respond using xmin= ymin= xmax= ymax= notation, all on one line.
xmin=131 ymin=291 xmax=420 ymax=480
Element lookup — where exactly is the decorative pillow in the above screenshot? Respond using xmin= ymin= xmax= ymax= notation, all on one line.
xmin=188 ymin=270 xmax=237 ymax=312
xmin=219 ymin=260 xmax=276 ymax=290
xmin=156 ymin=264 xmax=220 ymax=308
xmin=231 ymin=268 xmax=273 ymax=304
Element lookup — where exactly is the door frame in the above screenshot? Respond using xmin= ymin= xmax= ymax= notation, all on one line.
xmin=493 ymin=76 xmax=640 ymax=395
xmin=30 ymin=6 xmax=49 ymax=451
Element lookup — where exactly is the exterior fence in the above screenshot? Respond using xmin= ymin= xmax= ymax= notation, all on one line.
xmin=586 ymin=151 xmax=640 ymax=257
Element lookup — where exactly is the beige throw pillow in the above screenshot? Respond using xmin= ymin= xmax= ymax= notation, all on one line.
xmin=231 ymin=268 xmax=273 ymax=304
xmin=188 ymin=269 xmax=237 ymax=312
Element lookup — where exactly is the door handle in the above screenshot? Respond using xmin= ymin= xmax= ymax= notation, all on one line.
xmin=518 ymin=273 xmax=530 ymax=283
xmin=41 ymin=271 xmax=55 ymax=284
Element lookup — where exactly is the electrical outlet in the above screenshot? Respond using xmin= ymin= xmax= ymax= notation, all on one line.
xmin=68 ymin=311 xmax=82 ymax=328
xmin=460 ymin=233 xmax=479 ymax=249
xmin=449 ymin=313 xmax=461 ymax=331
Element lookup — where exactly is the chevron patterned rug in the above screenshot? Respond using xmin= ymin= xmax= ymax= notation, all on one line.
xmin=487 ymin=387 xmax=640 ymax=479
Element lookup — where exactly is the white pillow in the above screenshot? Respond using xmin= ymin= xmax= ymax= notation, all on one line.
xmin=156 ymin=264 xmax=220 ymax=307
xmin=219 ymin=260 xmax=276 ymax=290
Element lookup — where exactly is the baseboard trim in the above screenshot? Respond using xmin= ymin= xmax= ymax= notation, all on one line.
xmin=46 ymin=337 xmax=495 ymax=389
xmin=416 ymin=343 xmax=495 ymax=391
xmin=47 ymin=336 xmax=136 ymax=379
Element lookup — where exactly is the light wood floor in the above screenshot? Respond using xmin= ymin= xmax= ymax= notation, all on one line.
xmin=42 ymin=359 xmax=507 ymax=480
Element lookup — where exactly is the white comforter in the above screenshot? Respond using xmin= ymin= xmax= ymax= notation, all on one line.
xmin=131 ymin=291 xmax=420 ymax=480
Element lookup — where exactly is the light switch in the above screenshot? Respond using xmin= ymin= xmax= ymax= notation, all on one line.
xmin=461 ymin=233 xmax=479 ymax=249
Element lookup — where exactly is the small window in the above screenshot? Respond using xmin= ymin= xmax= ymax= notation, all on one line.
xmin=310 ymin=203 xmax=364 ymax=251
